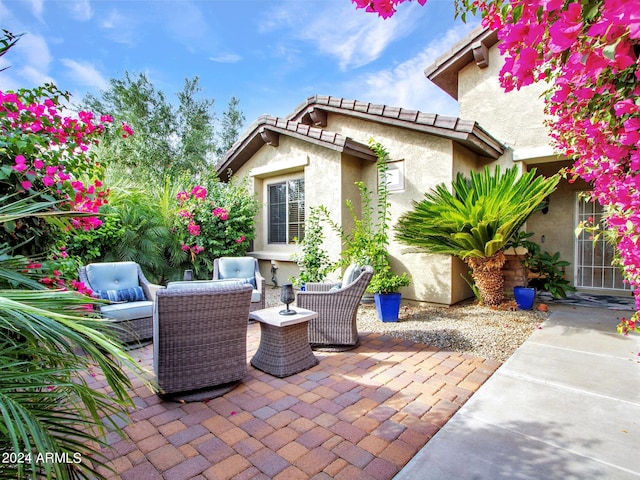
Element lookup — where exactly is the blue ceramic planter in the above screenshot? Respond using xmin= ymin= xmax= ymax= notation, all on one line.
xmin=513 ymin=286 xmax=536 ymax=310
xmin=374 ymin=292 xmax=402 ymax=322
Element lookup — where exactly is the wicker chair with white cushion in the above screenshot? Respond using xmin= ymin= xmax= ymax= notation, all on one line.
xmin=153 ymin=281 xmax=252 ymax=401
xmin=79 ymin=261 xmax=163 ymax=346
xmin=213 ymin=257 xmax=265 ymax=312
xmin=296 ymin=265 xmax=373 ymax=351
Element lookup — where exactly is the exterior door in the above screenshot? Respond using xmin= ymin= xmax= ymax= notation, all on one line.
xmin=575 ymin=194 xmax=631 ymax=291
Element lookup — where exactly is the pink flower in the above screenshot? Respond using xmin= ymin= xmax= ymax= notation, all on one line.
xmin=181 ymin=244 xmax=190 ymax=252
xmin=187 ymin=221 xmax=201 ymax=236
xmin=235 ymin=235 xmax=246 ymax=244
xmin=212 ymin=207 xmax=228 ymax=220
xmin=121 ymin=122 xmax=134 ymax=138
xmin=21 ymin=180 xmax=32 ymax=190
xmin=191 ymin=185 xmax=207 ymax=200
xmin=13 ymin=155 xmax=27 ymax=172
xmin=33 ymin=159 xmax=44 ymax=169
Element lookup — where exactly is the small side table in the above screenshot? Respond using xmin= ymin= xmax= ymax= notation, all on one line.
xmin=249 ymin=306 xmax=319 ymax=378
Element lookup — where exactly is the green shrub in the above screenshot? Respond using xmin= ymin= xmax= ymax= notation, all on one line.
xmin=173 ymin=176 xmax=259 ymax=278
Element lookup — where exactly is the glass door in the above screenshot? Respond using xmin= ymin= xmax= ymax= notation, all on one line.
xmin=575 ymin=194 xmax=631 ymax=291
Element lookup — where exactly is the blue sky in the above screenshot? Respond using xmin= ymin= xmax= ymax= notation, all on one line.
xmin=0 ymin=0 xmax=478 ymax=127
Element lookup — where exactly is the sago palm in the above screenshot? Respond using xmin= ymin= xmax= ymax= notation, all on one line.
xmin=395 ymin=165 xmax=559 ymax=306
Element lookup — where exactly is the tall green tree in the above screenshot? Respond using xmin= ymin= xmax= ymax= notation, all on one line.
xmin=216 ymin=96 xmax=245 ymax=158
xmin=83 ymin=72 xmax=175 ymax=185
xmin=82 ymin=73 xmax=244 ymax=187
xmin=395 ymin=166 xmax=559 ymax=306
xmin=176 ymin=77 xmax=217 ymax=178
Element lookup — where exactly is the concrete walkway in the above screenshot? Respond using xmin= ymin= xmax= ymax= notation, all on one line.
xmin=396 ymin=304 xmax=640 ymax=479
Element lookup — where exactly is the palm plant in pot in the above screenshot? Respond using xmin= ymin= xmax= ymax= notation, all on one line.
xmin=369 ymin=265 xmax=411 ymax=322
xmin=395 ymin=165 xmax=559 ymax=307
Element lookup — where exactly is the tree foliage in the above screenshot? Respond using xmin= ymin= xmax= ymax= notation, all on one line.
xmin=82 ymin=72 xmax=245 ymax=188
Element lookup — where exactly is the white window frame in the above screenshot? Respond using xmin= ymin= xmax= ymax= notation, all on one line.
xmin=267 ymin=178 xmax=305 ymax=244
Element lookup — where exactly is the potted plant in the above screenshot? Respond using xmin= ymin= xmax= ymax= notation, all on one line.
xmin=505 ymin=231 xmax=539 ymax=310
xmin=506 ymin=230 xmax=576 ymax=309
xmin=369 ymin=266 xmax=411 ymax=322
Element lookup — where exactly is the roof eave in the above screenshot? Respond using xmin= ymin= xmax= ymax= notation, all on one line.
xmin=291 ymin=97 xmax=504 ymax=158
xmin=424 ymin=27 xmax=499 ymax=100
xmin=216 ymin=117 xmax=376 ymax=181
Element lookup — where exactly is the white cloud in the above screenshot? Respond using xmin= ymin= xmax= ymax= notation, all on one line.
xmin=60 ymin=59 xmax=108 ymax=91
xmin=300 ymin=2 xmax=425 ymax=70
xmin=68 ymin=0 xmax=92 ymax=21
xmin=19 ymin=65 xmax=55 ymax=86
xmin=260 ymin=1 xmax=426 ymax=71
xmin=209 ymin=53 xmax=242 ymax=64
xmin=344 ymin=22 xmax=478 ymax=116
xmin=3 ymin=33 xmax=55 ymax=87
xmin=16 ymin=33 xmax=51 ymax=70
xmin=25 ymin=0 xmax=44 ymax=19
xmin=101 ymin=9 xmax=138 ymax=46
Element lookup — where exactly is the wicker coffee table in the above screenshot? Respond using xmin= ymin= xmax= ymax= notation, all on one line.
xmin=249 ymin=306 xmax=319 ymax=378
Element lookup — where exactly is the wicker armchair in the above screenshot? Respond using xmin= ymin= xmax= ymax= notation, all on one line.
xmin=153 ymin=282 xmax=253 ymax=401
xmin=296 ymin=265 xmax=374 ymax=351
xmin=79 ymin=261 xmax=163 ymax=346
xmin=213 ymin=257 xmax=265 ymax=312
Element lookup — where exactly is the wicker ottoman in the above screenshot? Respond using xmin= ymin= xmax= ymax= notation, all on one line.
xmin=249 ymin=306 xmax=319 ymax=377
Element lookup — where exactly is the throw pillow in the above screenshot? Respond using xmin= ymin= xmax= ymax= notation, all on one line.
xmin=95 ymin=286 xmax=146 ymax=302
xmin=342 ymin=264 xmax=362 ymax=287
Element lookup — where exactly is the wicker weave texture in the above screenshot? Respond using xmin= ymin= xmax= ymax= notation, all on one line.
xmin=79 ymin=262 xmax=159 ymax=345
xmin=213 ymin=257 xmax=266 ymax=311
xmin=153 ymin=284 xmax=252 ymax=395
xmin=251 ymin=322 xmax=318 ymax=377
xmin=296 ymin=266 xmax=373 ymax=349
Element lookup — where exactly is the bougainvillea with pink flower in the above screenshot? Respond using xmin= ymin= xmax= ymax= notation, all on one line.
xmin=1 ymin=84 xmax=132 ymax=255
xmin=353 ymin=0 xmax=640 ymax=333
xmin=173 ymin=179 xmax=258 ymax=278
xmin=0 ymin=83 xmax=135 ymax=294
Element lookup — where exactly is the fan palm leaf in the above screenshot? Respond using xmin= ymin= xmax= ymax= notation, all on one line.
xmin=0 ymin=195 xmax=149 ymax=479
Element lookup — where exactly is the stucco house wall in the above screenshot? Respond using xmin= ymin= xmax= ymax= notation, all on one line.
xmin=322 ymin=114 xmax=477 ymax=304
xmin=231 ymin=136 xmax=349 ymax=284
xmin=217 ymin=102 xmax=502 ymax=305
xmin=458 ymin=46 xmax=550 ymax=151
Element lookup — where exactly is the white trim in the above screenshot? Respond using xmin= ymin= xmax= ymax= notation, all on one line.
xmin=251 ymin=157 xmax=308 ymax=178
xmin=512 ymin=145 xmax=559 ymax=162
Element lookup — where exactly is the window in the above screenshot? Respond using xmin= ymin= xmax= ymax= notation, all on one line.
xmin=380 ymin=159 xmax=405 ymax=192
xmin=268 ymin=178 xmax=305 ymax=243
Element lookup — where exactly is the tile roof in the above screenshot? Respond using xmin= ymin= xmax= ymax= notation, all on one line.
xmin=217 ymin=95 xmax=504 ymax=181
xmin=216 ymin=115 xmax=376 ymax=182
xmin=288 ymin=95 xmax=504 ymax=159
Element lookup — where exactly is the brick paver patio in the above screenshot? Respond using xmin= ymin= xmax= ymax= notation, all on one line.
xmin=86 ymin=322 xmax=500 ymax=479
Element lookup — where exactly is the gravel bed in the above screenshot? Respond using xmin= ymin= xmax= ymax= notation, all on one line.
xmin=265 ymin=286 xmax=549 ymax=363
